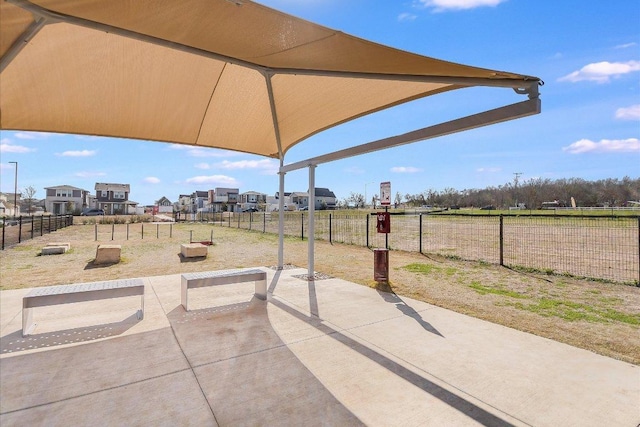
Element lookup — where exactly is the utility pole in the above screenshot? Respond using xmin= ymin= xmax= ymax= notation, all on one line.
xmin=513 ymin=172 xmax=522 ymax=208
xmin=9 ymin=161 xmax=18 ymax=218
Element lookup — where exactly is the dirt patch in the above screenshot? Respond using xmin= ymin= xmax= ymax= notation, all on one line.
xmin=1 ymin=223 xmax=638 ymax=365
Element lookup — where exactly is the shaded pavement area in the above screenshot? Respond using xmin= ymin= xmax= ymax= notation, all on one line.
xmin=1 ymin=267 xmax=638 ymax=426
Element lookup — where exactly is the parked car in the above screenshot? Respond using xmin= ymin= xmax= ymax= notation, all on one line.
xmin=480 ymin=205 xmax=495 ymax=210
xmin=81 ymin=209 xmax=105 ymax=216
xmin=298 ymin=206 xmax=308 ymax=211
xmin=242 ymin=207 xmax=259 ymax=212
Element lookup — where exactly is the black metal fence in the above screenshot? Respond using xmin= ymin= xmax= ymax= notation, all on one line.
xmin=1 ymin=215 xmax=74 ymax=250
xmin=192 ymin=211 xmax=639 ymax=285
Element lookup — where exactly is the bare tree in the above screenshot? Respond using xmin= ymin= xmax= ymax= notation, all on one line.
xmin=22 ymin=185 xmax=37 ymax=214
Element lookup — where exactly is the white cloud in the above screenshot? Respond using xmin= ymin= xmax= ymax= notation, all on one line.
xmin=0 ymin=139 xmax=35 ymax=153
xmin=144 ymin=177 xmax=161 ymax=184
xmin=185 ymin=175 xmax=239 ymax=185
xmin=615 ymin=104 xmax=640 ymax=120
xmin=56 ymin=150 xmax=96 ymax=157
xmin=398 ymin=12 xmax=417 ymax=22
xmin=390 ymin=166 xmax=422 ymax=173
xmin=14 ymin=131 xmax=51 ymax=140
xmin=558 ymin=61 xmax=640 ymax=84
xmin=217 ymin=159 xmax=278 ymax=175
xmin=563 ymin=138 xmax=640 ymax=154
xmin=417 ymin=0 xmax=506 ymax=11
xmin=614 ymin=42 xmax=637 ymax=49
xmin=169 ymin=144 xmax=240 ymax=158
xmin=344 ymin=166 xmax=365 ymax=175
xmin=476 ymin=167 xmax=502 ymax=173
xmin=75 ymin=171 xmax=106 ymax=178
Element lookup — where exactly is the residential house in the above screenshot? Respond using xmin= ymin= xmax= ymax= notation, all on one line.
xmin=313 ymin=188 xmax=337 ymax=210
xmin=175 ymin=194 xmax=191 ymax=213
xmin=290 ymin=192 xmax=309 ymax=210
xmin=44 ymin=185 xmax=89 ymax=215
xmin=0 ymin=193 xmax=21 ymax=217
xmin=95 ymin=183 xmax=138 ymax=215
xmin=191 ymin=191 xmax=210 ymax=213
xmin=155 ymin=196 xmax=173 ymax=214
xmin=239 ymin=191 xmax=266 ymax=211
xmin=209 ymin=188 xmax=239 ymax=212
xmin=267 ymin=192 xmax=293 ymax=211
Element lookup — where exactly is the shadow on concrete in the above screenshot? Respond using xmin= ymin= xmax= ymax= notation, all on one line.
xmin=376 ymin=290 xmax=444 ymax=338
xmin=165 ymin=296 xmax=364 ymax=426
xmin=269 ymin=298 xmax=514 ymax=427
xmin=0 ymin=313 xmax=141 ymax=354
xmin=267 ymin=268 xmax=281 ymax=294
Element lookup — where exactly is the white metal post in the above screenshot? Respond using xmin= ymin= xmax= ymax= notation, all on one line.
xmin=308 ymin=165 xmax=316 ymax=280
xmin=278 ymin=163 xmax=285 ymax=269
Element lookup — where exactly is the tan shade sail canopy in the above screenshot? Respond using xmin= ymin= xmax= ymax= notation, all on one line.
xmin=1 ymin=0 xmax=540 ymax=159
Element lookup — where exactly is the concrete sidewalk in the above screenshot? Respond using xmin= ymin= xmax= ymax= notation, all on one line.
xmin=1 ymin=267 xmax=638 ymax=426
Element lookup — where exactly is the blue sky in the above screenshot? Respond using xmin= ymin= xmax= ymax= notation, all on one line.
xmin=1 ymin=0 xmax=638 ymax=205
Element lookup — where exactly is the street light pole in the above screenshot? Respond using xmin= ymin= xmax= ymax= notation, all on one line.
xmin=9 ymin=161 xmax=18 ymax=219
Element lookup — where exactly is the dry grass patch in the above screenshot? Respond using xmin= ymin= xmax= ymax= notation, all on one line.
xmin=1 ymin=223 xmax=638 ymax=365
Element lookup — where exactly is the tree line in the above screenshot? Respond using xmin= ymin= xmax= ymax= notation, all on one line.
xmin=403 ymin=177 xmax=640 ymax=209
xmin=341 ymin=177 xmax=639 ymax=209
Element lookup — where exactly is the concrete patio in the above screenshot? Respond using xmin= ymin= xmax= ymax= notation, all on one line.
xmin=1 ymin=267 xmax=638 ymax=426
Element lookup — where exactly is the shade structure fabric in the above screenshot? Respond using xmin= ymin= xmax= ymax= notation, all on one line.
xmin=1 ymin=0 xmax=540 ymax=159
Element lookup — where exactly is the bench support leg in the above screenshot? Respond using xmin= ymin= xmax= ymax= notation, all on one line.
xmin=255 ymin=279 xmax=267 ymax=300
xmin=22 ymin=307 xmax=34 ymax=337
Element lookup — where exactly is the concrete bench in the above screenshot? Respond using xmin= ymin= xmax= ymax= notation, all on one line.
xmin=180 ymin=243 xmax=208 ymax=258
xmin=22 ymin=278 xmax=144 ymax=337
xmin=41 ymin=242 xmax=71 ymax=255
xmin=181 ymin=269 xmax=267 ymax=311
xmin=95 ymin=244 xmax=121 ymax=264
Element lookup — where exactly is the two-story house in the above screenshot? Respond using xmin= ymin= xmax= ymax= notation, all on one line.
xmin=44 ymin=185 xmax=89 ymax=215
xmin=155 ymin=196 xmax=173 ymax=214
xmin=239 ymin=191 xmax=266 ymax=211
xmin=209 ymin=188 xmax=239 ymax=212
xmin=95 ymin=183 xmax=138 ymax=215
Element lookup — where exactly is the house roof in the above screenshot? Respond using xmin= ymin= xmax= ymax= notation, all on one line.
xmin=45 ymin=185 xmax=86 ymax=191
xmin=95 ymin=183 xmax=130 ymax=191
xmin=0 ymin=0 xmax=540 ymax=160
xmin=314 ymin=188 xmax=336 ymax=198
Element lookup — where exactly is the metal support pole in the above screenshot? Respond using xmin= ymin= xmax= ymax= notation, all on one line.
xmin=419 ymin=213 xmax=423 ymax=254
xmin=366 ymin=214 xmax=370 ymax=248
xmin=308 ymin=165 xmax=316 ymax=280
xmin=499 ymin=214 xmax=504 ymax=266
xmin=278 ymin=166 xmax=286 ymax=269
xmin=18 ymin=216 xmax=22 ymax=243
xmin=329 ymin=213 xmax=332 ymax=244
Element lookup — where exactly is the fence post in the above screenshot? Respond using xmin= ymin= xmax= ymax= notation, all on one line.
xmin=18 ymin=216 xmax=22 ymax=243
xmin=301 ymin=212 xmax=304 ymax=240
xmin=190 ymin=230 xmax=193 ymax=243
xmin=170 ymin=223 xmax=173 ymax=238
xmin=95 ymin=223 xmax=97 ymax=241
xmin=366 ymin=214 xmax=370 ymax=248
xmin=2 ymin=223 xmax=5 ymax=250
xmin=156 ymin=223 xmax=159 ymax=238
xmin=228 ymin=213 xmax=231 ymax=228
xmin=238 ymin=212 xmax=240 ymax=228
xmin=499 ymin=214 xmax=504 ymax=266
xmin=31 ymin=216 xmax=35 ymax=239
xmin=329 ymin=213 xmax=332 ymax=244
xmin=111 ymin=223 xmax=115 ymax=240
xmin=419 ymin=213 xmax=423 ymax=254
xmin=263 ymin=212 xmax=266 ymax=233
xmin=637 ymin=217 xmax=640 ymax=286
xmin=48 ymin=215 xmax=51 ymax=234
xmin=141 ymin=223 xmax=144 ymax=239
xmin=40 ymin=216 xmax=43 ymax=236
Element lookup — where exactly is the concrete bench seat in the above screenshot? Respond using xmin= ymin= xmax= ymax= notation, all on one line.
xmin=41 ymin=242 xmax=71 ymax=255
xmin=95 ymin=244 xmax=121 ymax=264
xmin=180 ymin=243 xmax=208 ymax=258
xmin=22 ymin=278 xmax=144 ymax=337
xmin=181 ymin=269 xmax=267 ymax=311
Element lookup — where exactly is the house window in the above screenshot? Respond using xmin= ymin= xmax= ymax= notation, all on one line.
xmin=114 ymin=191 xmax=125 ymax=199
xmin=101 ymin=190 xmax=108 ymax=198
xmin=56 ymin=190 xmax=71 ymax=197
